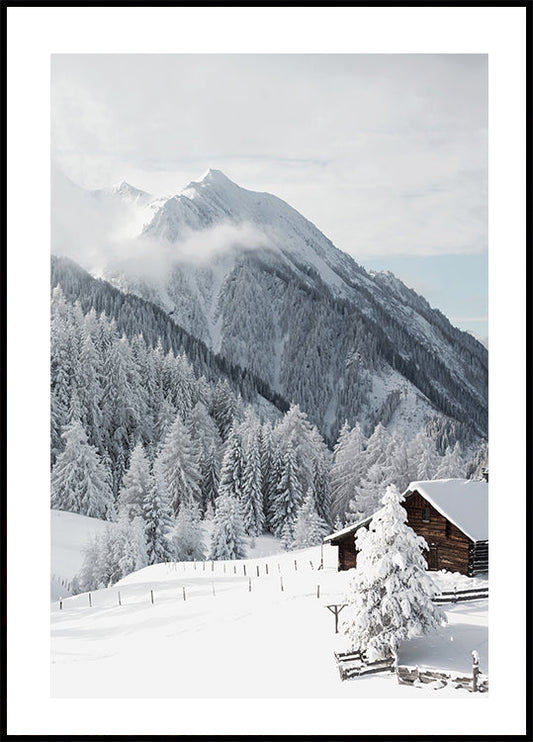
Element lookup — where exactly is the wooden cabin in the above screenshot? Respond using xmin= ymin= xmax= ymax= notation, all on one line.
xmin=324 ymin=479 xmax=488 ymax=577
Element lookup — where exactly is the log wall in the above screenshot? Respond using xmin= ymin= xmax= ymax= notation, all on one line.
xmin=403 ymin=491 xmax=472 ymax=574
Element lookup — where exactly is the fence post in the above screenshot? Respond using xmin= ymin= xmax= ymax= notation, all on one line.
xmin=294 ymin=559 xmax=298 ymax=571
xmin=59 ymin=597 xmax=63 ymax=610
xmin=203 ymin=561 xmax=205 ymax=571
xmin=88 ymin=592 xmax=92 ymax=608
xmin=472 ymin=651 xmax=480 ymax=692
xmin=280 ymin=576 xmax=284 ymax=592
xmin=243 ymin=564 xmax=247 ymax=576
xmin=265 ymin=563 xmax=269 ymax=575
xmin=316 ymin=585 xmax=320 ymax=599
xmin=211 ymin=560 xmax=214 ymax=572
xmin=118 ymin=591 xmax=121 ymax=606
xmin=233 ymin=564 xmax=236 ymax=574
xmin=182 ymin=586 xmax=186 ymax=601
xmin=150 ymin=589 xmax=154 ymax=604
xmin=249 ymin=577 xmax=252 ymax=592
xmin=256 ymin=565 xmax=260 ymax=577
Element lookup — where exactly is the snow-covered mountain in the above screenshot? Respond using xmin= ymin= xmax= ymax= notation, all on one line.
xmin=52 ymin=169 xmax=488 ymax=444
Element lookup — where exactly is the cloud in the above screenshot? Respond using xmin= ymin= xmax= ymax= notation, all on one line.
xmin=51 ymin=168 xmax=271 ymax=281
xmin=51 ymin=54 xmax=487 ymax=259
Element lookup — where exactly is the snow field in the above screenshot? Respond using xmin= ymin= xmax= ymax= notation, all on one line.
xmin=51 ymin=544 xmax=488 ymax=698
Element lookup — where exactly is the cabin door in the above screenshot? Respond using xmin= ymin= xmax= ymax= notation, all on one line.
xmin=428 ymin=545 xmax=439 ymax=570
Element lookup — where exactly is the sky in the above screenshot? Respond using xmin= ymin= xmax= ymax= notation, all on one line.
xmin=51 ymin=53 xmax=488 ymax=341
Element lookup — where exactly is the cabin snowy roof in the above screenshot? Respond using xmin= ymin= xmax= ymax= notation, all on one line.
xmin=323 ymin=509 xmax=384 ymax=544
xmin=406 ymin=478 xmax=488 ymax=542
xmin=323 ymin=478 xmax=488 ymax=545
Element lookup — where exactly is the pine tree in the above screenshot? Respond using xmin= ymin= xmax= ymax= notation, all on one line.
xmin=143 ymin=472 xmax=175 ymax=564
xmin=118 ymin=441 xmax=153 ymax=522
xmin=156 ymin=413 xmax=202 ymax=514
xmin=172 ymin=500 xmax=206 ymax=561
xmin=241 ymin=427 xmax=265 ymax=536
xmin=270 ymin=438 xmax=304 ymax=538
xmin=435 ymin=442 xmax=464 ymax=479
xmin=292 ymin=488 xmax=329 ymax=549
xmin=330 ymin=421 xmax=365 ymax=522
xmin=209 ymin=492 xmax=247 ymax=560
xmin=341 ymin=484 xmax=446 ymax=662
xmin=216 ymin=426 xmax=245 ymax=502
xmin=51 ymin=417 xmax=114 ymax=518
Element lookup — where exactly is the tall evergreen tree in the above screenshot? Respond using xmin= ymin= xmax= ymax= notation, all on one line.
xmin=156 ymin=413 xmax=202 ymax=514
xmin=292 ymin=488 xmax=329 ymax=549
xmin=118 ymin=441 xmax=153 ymax=522
xmin=209 ymin=492 xmax=247 ymax=560
xmin=270 ymin=438 xmax=304 ymax=539
xmin=341 ymin=484 xmax=446 ymax=662
xmin=51 ymin=417 xmax=114 ymax=519
xmin=143 ymin=472 xmax=175 ymax=564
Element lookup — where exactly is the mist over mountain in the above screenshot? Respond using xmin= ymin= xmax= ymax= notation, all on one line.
xmin=52 ymin=169 xmax=487 ymax=446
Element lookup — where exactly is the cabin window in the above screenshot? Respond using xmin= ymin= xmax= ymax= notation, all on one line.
xmin=422 ymin=507 xmax=430 ymax=523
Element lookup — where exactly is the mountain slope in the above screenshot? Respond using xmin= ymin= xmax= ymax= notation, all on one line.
xmin=53 ymin=170 xmax=487 ymax=444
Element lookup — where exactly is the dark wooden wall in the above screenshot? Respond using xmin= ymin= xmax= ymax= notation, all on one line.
xmin=403 ymin=491 xmax=472 ymax=574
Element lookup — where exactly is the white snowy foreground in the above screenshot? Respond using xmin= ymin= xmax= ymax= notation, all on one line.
xmin=51 ymin=543 xmax=488 ymax=699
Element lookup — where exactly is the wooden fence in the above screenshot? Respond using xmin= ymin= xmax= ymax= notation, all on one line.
xmin=433 ymin=586 xmax=488 ymax=604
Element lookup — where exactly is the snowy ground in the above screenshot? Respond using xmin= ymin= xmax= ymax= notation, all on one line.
xmin=51 ymin=542 xmax=488 ymax=699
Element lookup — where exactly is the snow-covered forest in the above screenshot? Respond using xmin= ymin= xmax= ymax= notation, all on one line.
xmin=51 ymin=283 xmax=488 ymax=592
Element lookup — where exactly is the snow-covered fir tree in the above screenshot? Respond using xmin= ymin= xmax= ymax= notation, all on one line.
xmin=330 ymin=421 xmax=366 ymax=522
xmin=270 ymin=437 xmax=304 ymax=539
xmin=240 ymin=422 xmax=265 ymax=536
xmin=171 ymin=500 xmax=206 ymax=562
xmin=341 ymin=484 xmax=446 ymax=662
xmin=292 ymin=488 xmax=329 ymax=549
xmin=51 ymin=416 xmax=114 ymax=519
xmin=156 ymin=413 xmax=202 ymax=514
xmin=209 ymin=491 xmax=247 ymax=560
xmin=118 ymin=441 xmax=153 ymax=522
xmin=143 ymin=468 xmax=175 ymax=564
xmin=216 ymin=425 xmax=246 ymax=502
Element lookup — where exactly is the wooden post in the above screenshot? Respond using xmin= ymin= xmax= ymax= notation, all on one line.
xmin=309 ymin=560 xmax=314 ymax=569
xmin=316 ymin=585 xmax=320 ymax=599
xmin=118 ymin=591 xmax=121 ymax=606
xmin=182 ymin=586 xmax=186 ymax=601
xmin=243 ymin=564 xmax=247 ymax=576
xmin=326 ymin=603 xmax=346 ymax=633
xmin=211 ymin=560 xmax=214 ymax=572
xmin=59 ymin=598 xmax=63 ymax=610
xmin=233 ymin=564 xmax=236 ymax=574
xmin=265 ymin=563 xmax=269 ymax=575
xmin=256 ymin=565 xmax=260 ymax=577
xmin=88 ymin=592 xmax=92 ymax=608
xmin=194 ymin=561 xmax=196 ymax=570
xmin=472 ymin=651 xmax=480 ymax=692
xmin=280 ymin=576 xmax=284 ymax=592
xmin=203 ymin=561 xmax=205 ymax=571
xmin=294 ymin=559 xmax=298 ymax=571
xmin=150 ymin=589 xmax=154 ymax=604
xmin=248 ymin=577 xmax=252 ymax=592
